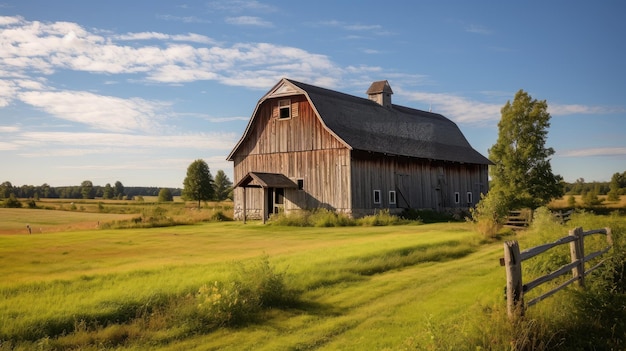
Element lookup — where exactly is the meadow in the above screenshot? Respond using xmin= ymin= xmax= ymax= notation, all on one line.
xmin=1 ymin=202 xmax=625 ymax=350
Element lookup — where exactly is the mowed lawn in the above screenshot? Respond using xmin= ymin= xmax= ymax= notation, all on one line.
xmin=0 ymin=220 xmax=506 ymax=350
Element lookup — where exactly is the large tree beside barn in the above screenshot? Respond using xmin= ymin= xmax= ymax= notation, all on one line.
xmin=488 ymin=89 xmax=563 ymax=210
xmin=472 ymin=90 xmax=564 ymax=237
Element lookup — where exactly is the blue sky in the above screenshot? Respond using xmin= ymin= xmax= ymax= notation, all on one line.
xmin=1 ymin=1 xmax=625 ymax=188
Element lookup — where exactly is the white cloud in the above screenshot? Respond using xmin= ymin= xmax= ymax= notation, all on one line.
xmin=18 ymin=131 xmax=237 ymax=151
xmin=0 ymin=16 xmax=347 ymax=87
xmin=549 ymin=103 xmax=626 ymax=115
xmin=466 ymin=24 xmax=492 ymax=35
xmin=0 ymin=79 xmax=17 ymax=106
xmin=207 ymin=0 xmax=276 ymax=13
xmin=397 ymin=89 xmax=501 ymax=124
xmin=156 ymin=14 xmax=210 ymax=24
xmin=116 ymin=31 xmax=216 ymax=44
xmin=558 ymin=147 xmax=626 ymax=157
xmin=0 ymin=125 xmax=20 ymax=132
xmin=17 ymin=90 xmax=169 ymax=132
xmin=225 ymin=16 xmax=273 ymax=27
xmin=0 ymin=142 xmax=18 ymax=150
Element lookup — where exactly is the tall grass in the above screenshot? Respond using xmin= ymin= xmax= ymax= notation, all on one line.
xmin=1 ymin=216 xmax=625 ymax=350
xmin=268 ymin=208 xmax=412 ymax=227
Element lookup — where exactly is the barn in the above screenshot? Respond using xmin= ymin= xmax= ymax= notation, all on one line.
xmin=227 ymin=78 xmax=492 ymax=222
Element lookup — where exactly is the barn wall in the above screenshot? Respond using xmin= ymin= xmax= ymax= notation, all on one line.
xmin=350 ymin=151 xmax=488 ymax=217
xmin=232 ymin=96 xmax=352 ymax=219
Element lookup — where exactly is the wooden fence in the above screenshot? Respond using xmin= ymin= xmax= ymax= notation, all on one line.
xmin=501 ymin=227 xmax=612 ymax=318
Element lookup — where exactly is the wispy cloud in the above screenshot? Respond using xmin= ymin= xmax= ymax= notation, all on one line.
xmin=312 ymin=20 xmax=390 ymax=35
xmin=558 ymin=147 xmax=626 ymax=157
xmin=206 ymin=0 xmax=276 ymax=13
xmin=17 ymin=90 xmax=169 ymax=132
xmin=18 ymin=131 xmax=237 ymax=153
xmin=225 ymin=16 xmax=273 ymax=27
xmin=549 ymin=103 xmax=626 ymax=115
xmin=115 ymin=31 xmax=216 ymax=44
xmin=466 ymin=24 xmax=492 ymax=35
xmin=156 ymin=14 xmax=210 ymax=24
xmin=397 ymin=89 xmax=501 ymax=124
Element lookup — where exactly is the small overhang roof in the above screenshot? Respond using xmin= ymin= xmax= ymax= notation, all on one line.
xmin=234 ymin=172 xmax=298 ymax=189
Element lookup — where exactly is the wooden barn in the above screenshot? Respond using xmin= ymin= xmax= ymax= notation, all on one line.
xmin=227 ymin=78 xmax=492 ymax=222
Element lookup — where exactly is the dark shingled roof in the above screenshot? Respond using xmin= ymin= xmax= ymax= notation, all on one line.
xmin=228 ymin=78 xmax=492 ymax=165
xmin=286 ymin=79 xmax=492 ymax=165
xmin=235 ymin=172 xmax=298 ymax=188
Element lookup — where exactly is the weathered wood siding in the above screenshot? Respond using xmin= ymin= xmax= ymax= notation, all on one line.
xmin=350 ymin=151 xmax=488 ymax=216
xmin=232 ymin=95 xmax=351 ymax=219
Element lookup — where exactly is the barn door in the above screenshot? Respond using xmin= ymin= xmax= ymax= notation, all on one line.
xmin=395 ymin=173 xmax=411 ymax=208
xmin=267 ymin=187 xmax=285 ymax=216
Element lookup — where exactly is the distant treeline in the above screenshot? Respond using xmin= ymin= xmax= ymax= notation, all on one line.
xmin=564 ymin=171 xmax=626 ymax=197
xmin=0 ymin=181 xmax=181 ymax=200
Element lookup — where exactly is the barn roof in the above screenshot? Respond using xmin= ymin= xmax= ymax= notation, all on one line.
xmin=228 ymin=78 xmax=492 ymax=165
xmin=235 ymin=172 xmax=298 ymax=189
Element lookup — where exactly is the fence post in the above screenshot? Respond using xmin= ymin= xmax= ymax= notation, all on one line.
xmin=504 ymin=240 xmax=524 ymax=318
xmin=569 ymin=227 xmax=585 ymax=288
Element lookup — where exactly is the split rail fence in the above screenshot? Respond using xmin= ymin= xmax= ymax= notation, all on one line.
xmin=501 ymin=226 xmax=612 ymax=318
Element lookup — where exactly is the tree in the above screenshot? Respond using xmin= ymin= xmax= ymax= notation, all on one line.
xmin=103 ymin=183 xmax=114 ymax=199
xmin=182 ymin=159 xmax=214 ymax=208
xmin=607 ymin=172 xmax=624 ymax=201
xmin=158 ymin=188 xmax=173 ymax=202
xmin=81 ymin=180 xmax=94 ymax=199
xmin=114 ymin=181 xmax=125 ymax=200
xmin=213 ymin=170 xmax=233 ymax=201
xmin=488 ymin=89 xmax=563 ymax=209
xmin=0 ymin=181 xmax=14 ymax=199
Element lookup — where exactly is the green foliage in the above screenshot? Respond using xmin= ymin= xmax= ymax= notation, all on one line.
xmin=489 ymin=89 xmax=564 ymax=209
xmin=182 ymin=159 xmax=214 ymax=208
xmin=196 ymin=255 xmax=295 ymax=327
xmin=4 ymin=193 xmax=22 ymax=208
xmin=356 ymin=209 xmax=407 ymax=226
xmin=269 ymin=209 xmax=409 ymax=227
xmin=469 ymin=191 xmax=509 ymax=238
xmin=213 ymin=170 xmax=233 ymax=201
xmin=80 ymin=180 xmax=94 ymax=199
xmin=269 ymin=208 xmax=356 ymax=227
xmin=157 ymin=188 xmax=173 ymax=202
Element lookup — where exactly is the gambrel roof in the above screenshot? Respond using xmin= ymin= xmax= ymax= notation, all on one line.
xmin=228 ymin=78 xmax=492 ymax=165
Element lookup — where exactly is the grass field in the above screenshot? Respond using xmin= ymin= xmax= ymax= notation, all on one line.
xmin=1 ymin=206 xmax=625 ymax=350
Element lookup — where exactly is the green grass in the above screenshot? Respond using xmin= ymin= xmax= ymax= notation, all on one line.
xmin=1 ymin=213 xmax=625 ymax=350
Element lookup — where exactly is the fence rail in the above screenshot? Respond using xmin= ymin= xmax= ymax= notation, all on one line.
xmin=501 ymin=226 xmax=612 ymax=318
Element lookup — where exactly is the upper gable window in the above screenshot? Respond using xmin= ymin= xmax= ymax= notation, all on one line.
xmin=278 ymin=99 xmax=291 ymax=119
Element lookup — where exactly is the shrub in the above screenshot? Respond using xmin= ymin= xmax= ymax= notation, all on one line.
xmin=269 ymin=209 xmax=355 ymax=227
xmin=4 ymin=194 xmax=22 ymax=208
xmin=356 ymin=209 xmax=405 ymax=226
xmin=196 ymin=255 xmax=296 ymax=327
xmin=469 ymin=191 xmax=509 ymax=238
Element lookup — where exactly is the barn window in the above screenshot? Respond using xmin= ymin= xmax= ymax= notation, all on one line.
xmin=467 ymin=192 xmax=473 ymax=204
xmin=373 ymin=190 xmax=381 ymax=205
xmin=454 ymin=192 xmax=460 ymax=204
xmin=389 ymin=191 xmax=396 ymax=205
xmin=297 ymin=179 xmax=304 ymax=190
xmin=278 ymin=99 xmax=291 ymax=119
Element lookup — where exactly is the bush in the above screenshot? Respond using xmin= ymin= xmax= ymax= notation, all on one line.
xmin=269 ymin=209 xmax=356 ymax=227
xmin=4 ymin=194 xmax=22 ymax=208
xmin=356 ymin=209 xmax=405 ymax=226
xmin=196 ymin=255 xmax=296 ymax=327
xmin=469 ymin=191 xmax=509 ymax=238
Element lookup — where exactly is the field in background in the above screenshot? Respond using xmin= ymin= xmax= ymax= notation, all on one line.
xmin=549 ymin=194 xmax=626 ymax=209
xmin=0 ymin=198 xmax=233 ymax=234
